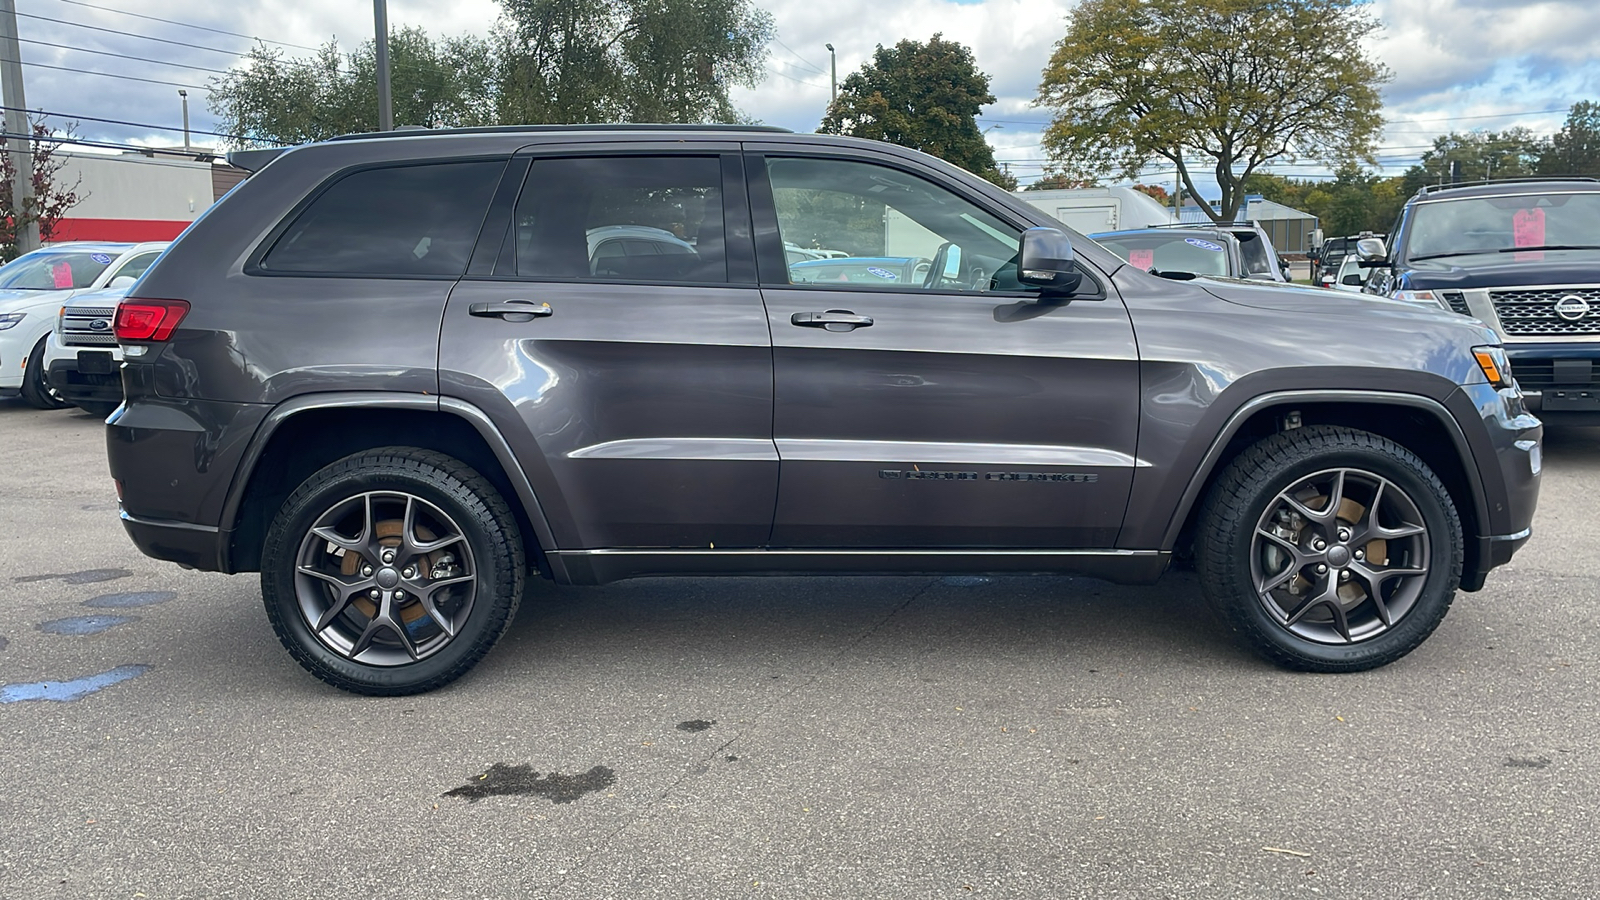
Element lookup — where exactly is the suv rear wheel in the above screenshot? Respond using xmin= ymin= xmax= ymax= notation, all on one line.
xmin=261 ymin=448 xmax=525 ymax=694
xmin=1197 ymin=425 xmax=1462 ymax=671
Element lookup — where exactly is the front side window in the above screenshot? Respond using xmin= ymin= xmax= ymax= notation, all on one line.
xmin=110 ymin=252 xmax=161 ymax=283
xmin=512 ymin=156 xmax=726 ymax=284
xmin=261 ymin=160 xmax=504 ymax=277
xmin=765 ymin=157 xmax=1022 ymax=292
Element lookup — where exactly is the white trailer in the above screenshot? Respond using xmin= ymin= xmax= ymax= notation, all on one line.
xmin=1012 ymin=186 xmax=1175 ymax=234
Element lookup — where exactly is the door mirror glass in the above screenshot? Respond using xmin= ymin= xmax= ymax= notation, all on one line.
xmin=1018 ymin=227 xmax=1083 ymax=294
xmin=1341 ymin=273 xmax=1364 ymax=286
xmin=1355 ymin=237 xmax=1387 ymax=260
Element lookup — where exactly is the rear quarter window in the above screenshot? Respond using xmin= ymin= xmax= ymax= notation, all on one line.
xmin=260 ymin=160 xmax=505 ymax=277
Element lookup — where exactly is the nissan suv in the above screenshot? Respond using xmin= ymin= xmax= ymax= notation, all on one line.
xmin=106 ymin=125 xmax=1542 ymax=695
xmin=1362 ymin=178 xmax=1600 ymax=421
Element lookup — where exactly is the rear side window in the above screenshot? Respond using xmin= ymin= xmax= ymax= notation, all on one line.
xmin=261 ymin=160 xmax=504 ymax=277
xmin=511 ymin=156 xmax=726 ymax=284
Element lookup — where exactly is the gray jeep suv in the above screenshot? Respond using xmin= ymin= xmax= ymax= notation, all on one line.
xmin=106 ymin=125 xmax=1542 ymax=694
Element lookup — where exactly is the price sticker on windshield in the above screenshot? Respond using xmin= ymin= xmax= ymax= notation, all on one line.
xmin=1513 ymin=208 xmax=1545 ymax=261
xmin=1128 ymin=248 xmax=1155 ymax=270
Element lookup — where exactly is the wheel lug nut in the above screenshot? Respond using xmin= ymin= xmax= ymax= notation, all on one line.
xmin=1338 ymin=528 xmax=1350 ymax=542
xmin=381 ymin=550 xmax=395 ymax=564
xmin=368 ymin=589 xmax=380 ymax=599
xmin=1313 ymin=539 xmax=1326 ymax=551
xmin=1316 ymin=563 xmax=1328 ymax=574
xmin=1339 ymin=570 xmax=1351 ymax=582
xmin=394 ymin=590 xmax=406 ymax=600
xmin=361 ymin=566 xmax=373 ymax=577
xmin=402 ymin=567 xmax=416 ymax=579
xmin=1354 ymin=550 xmax=1365 ymax=561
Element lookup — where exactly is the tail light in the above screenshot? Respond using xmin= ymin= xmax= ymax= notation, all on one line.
xmin=115 ymin=299 xmax=189 ymax=342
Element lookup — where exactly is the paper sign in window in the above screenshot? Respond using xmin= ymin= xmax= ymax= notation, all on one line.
xmin=1128 ymin=248 xmax=1155 ymax=270
xmin=1513 ymin=208 xmax=1545 ymax=261
xmin=51 ymin=261 xmax=73 ymax=289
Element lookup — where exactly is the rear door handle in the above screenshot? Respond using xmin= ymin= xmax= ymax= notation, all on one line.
xmin=469 ymin=299 xmax=553 ymax=321
xmin=791 ymin=309 xmax=874 ymax=331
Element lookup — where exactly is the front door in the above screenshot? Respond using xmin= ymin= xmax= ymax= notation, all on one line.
xmin=440 ymin=150 xmax=777 ymax=550
xmin=750 ymin=152 xmax=1140 ymax=548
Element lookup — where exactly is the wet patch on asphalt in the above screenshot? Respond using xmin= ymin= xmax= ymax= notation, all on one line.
xmin=83 ymin=591 xmax=177 ymax=608
xmin=37 ymin=615 xmax=138 ymax=635
xmin=676 ymin=719 xmax=715 ymax=732
xmin=15 ymin=568 xmax=133 ymax=585
xmin=1505 ymin=756 xmax=1552 ymax=769
xmin=444 ymin=763 xmax=615 ymax=804
xmin=0 ymin=665 xmax=152 ymax=703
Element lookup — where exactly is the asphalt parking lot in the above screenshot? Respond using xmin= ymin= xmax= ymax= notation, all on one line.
xmin=2 ymin=396 xmax=1597 ymax=899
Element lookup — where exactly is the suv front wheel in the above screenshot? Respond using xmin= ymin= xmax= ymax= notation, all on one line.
xmin=1197 ymin=425 xmax=1463 ymax=671
xmin=261 ymin=448 xmax=525 ymax=694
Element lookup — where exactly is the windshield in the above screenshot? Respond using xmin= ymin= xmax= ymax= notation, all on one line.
xmin=1094 ymin=234 xmax=1231 ymax=276
xmin=1406 ymin=192 xmax=1600 ymax=260
xmin=0 ymin=250 xmax=117 ymax=290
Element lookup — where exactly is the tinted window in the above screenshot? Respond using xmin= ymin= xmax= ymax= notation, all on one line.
xmin=765 ymin=157 xmax=1021 ymax=292
xmin=262 ymin=160 xmax=503 ymax=276
xmin=111 ymin=251 xmax=161 ymax=282
xmin=513 ymin=156 xmax=726 ymax=284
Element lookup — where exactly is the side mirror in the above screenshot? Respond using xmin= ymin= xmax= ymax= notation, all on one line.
xmin=1018 ymin=227 xmax=1084 ymax=295
xmin=109 ymin=275 xmax=137 ymax=289
xmin=1341 ymin=273 xmax=1364 ymax=286
xmin=1355 ymin=237 xmax=1387 ymax=261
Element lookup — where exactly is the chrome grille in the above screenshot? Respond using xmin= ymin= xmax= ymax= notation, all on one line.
xmin=1490 ymin=287 xmax=1600 ymax=336
xmin=61 ymin=305 xmax=120 ymax=348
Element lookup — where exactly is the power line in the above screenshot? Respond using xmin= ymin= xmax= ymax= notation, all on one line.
xmin=1389 ymin=107 xmax=1570 ymax=124
xmin=767 ymin=66 xmax=825 ymax=89
xmin=17 ymin=36 xmax=232 ymax=75
xmin=0 ymin=56 xmax=209 ymax=90
xmin=46 ymin=0 xmax=321 ymax=53
xmin=0 ymin=129 xmax=228 ymax=168
xmin=0 ymin=103 xmax=290 ymax=146
xmin=773 ymin=38 xmax=825 ymax=75
xmin=13 ymin=9 xmax=241 ymax=56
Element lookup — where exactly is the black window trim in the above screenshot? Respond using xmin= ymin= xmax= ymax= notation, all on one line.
xmin=465 ymin=147 xmax=754 ymax=289
xmin=244 ymin=155 xmax=513 ymax=281
xmin=742 ymin=148 xmax=1108 ymax=301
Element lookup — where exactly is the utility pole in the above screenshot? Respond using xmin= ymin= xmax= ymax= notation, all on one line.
xmin=0 ymin=0 xmax=38 ymax=253
xmin=825 ymin=44 xmax=836 ymax=105
xmin=178 ymin=90 xmax=191 ymax=153
xmin=373 ymin=0 xmax=393 ymax=131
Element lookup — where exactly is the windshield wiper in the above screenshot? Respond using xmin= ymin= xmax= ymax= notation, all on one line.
xmin=1407 ymin=250 xmax=1494 ymax=261
xmin=1493 ymin=245 xmax=1600 ymax=253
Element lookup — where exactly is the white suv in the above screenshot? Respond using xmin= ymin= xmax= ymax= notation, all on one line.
xmin=0 ymin=242 xmax=167 ymax=410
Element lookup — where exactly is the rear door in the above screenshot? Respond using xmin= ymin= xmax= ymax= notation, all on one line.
xmin=439 ymin=145 xmax=777 ymax=550
xmin=748 ymin=149 xmax=1140 ymax=548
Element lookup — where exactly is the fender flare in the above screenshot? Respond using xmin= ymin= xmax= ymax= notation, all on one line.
xmin=217 ymin=391 xmax=564 ymax=579
xmin=1159 ymin=388 xmax=1490 ymax=549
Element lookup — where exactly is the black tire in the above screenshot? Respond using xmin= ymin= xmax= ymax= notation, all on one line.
xmin=261 ymin=448 xmax=525 ymax=695
xmin=20 ymin=338 xmax=71 ymax=410
xmin=1196 ymin=425 xmax=1462 ymax=672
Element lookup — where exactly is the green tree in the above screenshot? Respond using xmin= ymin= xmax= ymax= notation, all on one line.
xmin=1023 ymin=173 xmax=1097 ymax=191
xmin=210 ymin=28 xmax=498 ymax=145
xmin=818 ymin=35 xmax=1014 ymax=189
xmin=1537 ymin=101 xmax=1600 ymax=178
xmin=1036 ymin=0 xmax=1389 ymax=223
xmin=0 ymin=118 xmax=85 ymax=260
xmin=1402 ymin=128 xmax=1548 ymax=194
xmin=494 ymin=0 xmax=773 ymax=125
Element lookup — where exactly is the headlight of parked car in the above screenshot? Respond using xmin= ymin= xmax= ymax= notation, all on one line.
xmin=0 ymin=312 xmax=26 ymax=330
xmin=1391 ymin=289 xmax=1445 ymax=308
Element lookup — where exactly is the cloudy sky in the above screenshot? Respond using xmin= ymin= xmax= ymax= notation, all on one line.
xmin=9 ymin=0 xmax=1600 ymax=191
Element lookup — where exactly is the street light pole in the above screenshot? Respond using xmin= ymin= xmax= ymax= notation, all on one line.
xmin=825 ymin=43 xmax=836 ymax=104
xmin=178 ymin=89 xmax=190 ymax=153
xmin=373 ymin=0 xmax=393 ymax=131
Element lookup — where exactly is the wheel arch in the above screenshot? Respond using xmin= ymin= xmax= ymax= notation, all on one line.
xmin=220 ymin=393 xmax=559 ymax=579
xmin=1164 ymin=391 xmax=1489 ymax=585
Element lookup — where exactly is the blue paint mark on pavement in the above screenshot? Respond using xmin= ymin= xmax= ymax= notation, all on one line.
xmin=83 ymin=591 xmax=176 ymax=608
xmin=1 ymin=665 xmax=152 ymax=703
xmin=38 ymin=615 xmax=138 ymax=635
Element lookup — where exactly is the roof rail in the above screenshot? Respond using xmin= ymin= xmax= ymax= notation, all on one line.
xmin=325 ymin=123 xmax=794 ymax=142
xmin=1417 ymin=175 xmax=1600 ymax=197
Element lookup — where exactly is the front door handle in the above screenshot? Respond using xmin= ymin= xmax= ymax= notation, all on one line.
xmin=469 ymin=299 xmax=553 ymax=322
xmin=791 ymin=309 xmax=874 ymax=332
